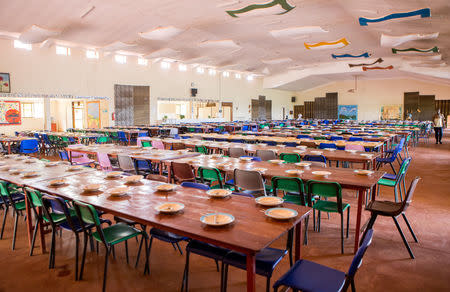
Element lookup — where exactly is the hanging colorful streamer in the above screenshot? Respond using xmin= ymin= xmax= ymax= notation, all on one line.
xmin=349 ymin=58 xmax=383 ymax=68
xmin=392 ymin=46 xmax=439 ymax=54
xmin=332 ymin=52 xmax=370 ymax=59
xmin=304 ymin=38 xmax=349 ymax=50
xmin=362 ymin=65 xmax=394 ymax=71
xmin=359 ymin=8 xmax=431 ymax=26
xmin=226 ymin=0 xmax=295 ymax=17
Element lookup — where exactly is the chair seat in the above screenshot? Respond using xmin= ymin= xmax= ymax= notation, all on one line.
xmin=382 ymin=173 xmax=397 ymax=180
xmin=93 ymin=223 xmax=141 ymax=245
xmin=186 ymin=240 xmax=230 ymax=259
xmin=378 ymin=178 xmax=396 ymax=187
xmin=313 ymin=200 xmax=350 ymax=213
xmin=223 ymin=247 xmax=287 ymax=277
xmin=376 ymin=157 xmax=394 ymax=163
xmin=273 ymin=259 xmax=346 ymax=292
xmin=1 ymin=192 xmax=24 ymax=204
xmin=13 ymin=200 xmax=26 ymax=211
xmin=150 ymin=228 xmax=187 ymax=243
xmin=366 ymin=200 xmax=402 ymax=216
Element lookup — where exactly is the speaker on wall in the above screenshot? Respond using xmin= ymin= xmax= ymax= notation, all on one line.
xmin=191 ymin=88 xmax=198 ymax=97
xmin=291 ymin=96 xmax=296 ymax=103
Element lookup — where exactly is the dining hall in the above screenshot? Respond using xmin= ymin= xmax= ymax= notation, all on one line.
xmin=0 ymin=1 xmax=449 ymax=292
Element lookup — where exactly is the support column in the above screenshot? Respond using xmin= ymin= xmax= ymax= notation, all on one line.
xmin=44 ymin=98 xmax=51 ymax=131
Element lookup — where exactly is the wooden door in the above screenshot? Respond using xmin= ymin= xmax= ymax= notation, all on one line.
xmin=418 ymin=95 xmax=435 ymax=121
xmin=404 ymin=92 xmax=419 ymax=120
xmin=221 ymin=102 xmax=233 ymax=121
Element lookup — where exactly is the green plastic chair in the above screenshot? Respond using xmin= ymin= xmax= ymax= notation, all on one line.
xmin=97 ymin=136 xmax=109 ymax=144
xmin=377 ymin=158 xmax=411 ymax=202
xmin=307 ymin=180 xmax=350 ymax=254
xmin=198 ymin=166 xmax=231 ymax=189
xmin=194 ymin=145 xmax=208 ymax=154
xmin=142 ymin=141 xmax=152 ymax=147
xmin=280 ymin=153 xmax=301 ymax=163
xmin=0 ymin=181 xmax=25 ymax=250
xmin=73 ymin=200 xmax=148 ymax=292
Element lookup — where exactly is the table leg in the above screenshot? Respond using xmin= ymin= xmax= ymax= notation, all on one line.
xmin=354 ymin=188 xmax=365 ymax=253
xmin=24 ymin=190 xmax=33 ymax=246
xmin=294 ymin=221 xmax=303 ymax=261
xmin=166 ymin=162 xmax=172 ymax=183
xmin=7 ymin=142 xmax=11 ymax=154
xmin=246 ymin=252 xmax=256 ymax=292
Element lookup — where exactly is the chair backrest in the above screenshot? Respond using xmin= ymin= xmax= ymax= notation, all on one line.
xmin=181 ymin=181 xmax=211 ymax=191
xmin=42 ymin=194 xmax=78 ymax=230
xmin=401 ymin=176 xmax=421 ymax=213
xmin=299 ymin=141 xmax=317 ymax=148
xmin=345 ymin=144 xmax=365 ymax=151
xmin=198 ymin=167 xmax=223 ymax=188
xmin=256 ymin=149 xmax=277 ymax=161
xmin=151 ymin=140 xmax=165 ymax=150
xmin=307 ymin=180 xmax=344 ymax=212
xmin=308 ymin=161 xmax=327 ymax=168
xmin=117 ymin=155 xmax=135 ymax=172
xmin=229 ymin=147 xmax=246 ymax=158
xmin=330 ymin=136 xmax=344 ymax=141
xmin=20 ymin=139 xmax=39 ymax=153
xmin=348 ymin=137 xmax=363 ymax=142
xmin=96 ymin=152 xmax=112 ymax=171
xmin=346 ymin=229 xmax=373 ymax=279
xmin=261 ymin=140 xmax=277 ymax=146
xmin=96 ymin=136 xmax=108 ymax=144
xmin=272 ymin=176 xmax=307 ymax=205
xmin=234 ymin=169 xmax=266 ymax=195
xmin=283 ymin=142 xmax=298 ymax=147
xmin=172 ymin=142 xmax=185 ymax=150
xmin=24 ymin=187 xmax=44 ymax=208
xmin=296 ymin=135 xmax=310 ymax=139
xmin=171 ymin=162 xmax=195 ymax=183
xmin=58 ymin=150 xmax=70 ymax=161
xmin=280 ymin=153 xmax=301 ymax=163
xmin=396 ymin=157 xmax=412 ymax=181
xmin=195 ymin=145 xmax=208 ymax=154
xmin=73 ymin=200 xmax=105 ymax=240
xmin=303 ymin=154 xmax=326 ymax=163
xmin=319 ymin=143 xmax=337 ymax=150
xmin=141 ymin=141 xmax=152 ymax=147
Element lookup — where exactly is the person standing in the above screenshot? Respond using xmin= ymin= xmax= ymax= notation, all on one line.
xmin=433 ymin=109 xmax=445 ymax=144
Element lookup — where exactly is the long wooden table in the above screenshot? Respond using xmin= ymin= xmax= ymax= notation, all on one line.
xmin=27 ymin=170 xmax=310 ymax=292
xmin=168 ymin=155 xmax=385 ymax=254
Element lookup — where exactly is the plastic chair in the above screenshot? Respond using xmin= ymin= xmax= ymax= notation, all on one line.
xmin=0 ymin=181 xmax=25 ymax=249
xmin=19 ymin=139 xmax=39 ymax=154
xmin=117 ymin=131 xmax=129 ymax=145
xmin=195 ymin=145 xmax=208 ymax=154
xmin=117 ymin=155 xmax=135 ymax=173
xmin=348 ymin=137 xmax=363 ymax=142
xmin=151 ymin=140 xmax=165 ymax=150
xmin=377 ymin=158 xmax=411 ymax=202
xmin=96 ymin=136 xmax=109 ymax=144
xmin=307 ymin=180 xmax=350 ymax=254
xmin=74 ymin=200 xmax=148 ymax=292
xmin=234 ymin=169 xmax=267 ymax=197
xmin=273 ymin=229 xmax=374 ymax=292
xmin=280 ymin=153 xmax=301 ymax=163
xmin=180 ymin=181 xmax=210 ymax=191
xmin=300 ymin=141 xmax=317 ymax=148
xmin=228 ymin=147 xmax=246 ymax=158
xmin=376 ymin=146 xmax=401 ymax=175
xmin=362 ymin=177 xmax=421 ymax=259
xmin=283 ymin=142 xmax=298 ymax=147
xmin=256 ymin=149 xmax=277 ymax=161
xmin=96 ymin=152 xmax=113 ymax=171
xmin=198 ymin=167 xmax=230 ymax=189
xmin=261 ymin=140 xmax=277 ymax=146
xmin=171 ymin=162 xmax=196 ymax=184
xmin=303 ymin=155 xmax=326 ymax=164
xmin=319 ymin=143 xmax=337 ymax=150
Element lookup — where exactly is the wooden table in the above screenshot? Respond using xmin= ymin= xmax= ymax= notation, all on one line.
xmin=0 ymin=157 xmax=95 ymax=252
xmin=28 ymin=170 xmax=311 ymax=292
xmin=169 ymin=155 xmax=385 ymax=254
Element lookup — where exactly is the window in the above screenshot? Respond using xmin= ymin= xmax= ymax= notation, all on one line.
xmin=56 ymin=46 xmax=71 ymax=56
xmin=196 ymin=67 xmax=204 ymax=74
xmin=235 ymin=73 xmax=241 ymax=79
xmin=115 ymin=55 xmax=127 ymax=64
xmin=208 ymin=69 xmax=216 ymax=76
xmin=178 ymin=63 xmax=187 ymax=71
xmin=34 ymin=103 xmax=44 ymax=118
xmin=138 ymin=58 xmax=148 ymax=66
xmin=223 ymin=71 xmax=230 ymax=77
xmin=13 ymin=40 xmax=32 ymax=51
xmin=247 ymin=74 xmax=254 ymax=81
xmin=86 ymin=50 xmax=99 ymax=59
xmin=22 ymin=103 xmax=33 ymax=118
xmin=161 ymin=61 xmax=171 ymax=69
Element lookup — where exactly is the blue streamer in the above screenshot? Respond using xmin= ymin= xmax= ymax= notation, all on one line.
xmin=332 ymin=53 xmax=370 ymax=59
xmin=359 ymin=8 xmax=430 ymax=26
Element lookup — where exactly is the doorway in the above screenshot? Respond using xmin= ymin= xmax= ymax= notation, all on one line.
xmin=221 ymin=102 xmax=233 ymax=122
xmin=72 ymin=102 xmax=84 ymax=129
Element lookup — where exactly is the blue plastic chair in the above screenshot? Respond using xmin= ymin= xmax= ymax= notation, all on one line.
xmin=330 ymin=136 xmax=344 ymax=141
xmin=296 ymin=135 xmax=310 ymax=139
xmin=303 ymin=155 xmax=327 ymax=164
xmin=262 ymin=140 xmax=278 ymax=146
xmin=20 ymin=139 xmax=39 ymax=154
xmin=117 ymin=131 xmax=129 ymax=144
xmin=242 ymin=125 xmax=249 ymax=131
xmin=273 ymin=229 xmax=373 ymax=292
xmin=283 ymin=142 xmax=298 ymax=147
xmin=180 ymin=182 xmax=210 ymax=191
xmin=376 ymin=147 xmax=401 ymax=175
xmin=319 ymin=143 xmax=337 ymax=150
xmin=348 ymin=137 xmax=363 ymax=142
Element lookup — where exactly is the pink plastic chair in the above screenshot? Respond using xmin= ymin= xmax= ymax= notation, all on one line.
xmin=345 ymin=144 xmax=365 ymax=151
xmin=96 ymin=152 xmax=113 ymax=171
xmin=151 ymin=140 xmax=165 ymax=150
xmin=69 ymin=144 xmax=94 ymax=165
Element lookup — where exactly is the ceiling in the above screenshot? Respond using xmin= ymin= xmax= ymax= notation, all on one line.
xmin=0 ymin=0 xmax=449 ymax=91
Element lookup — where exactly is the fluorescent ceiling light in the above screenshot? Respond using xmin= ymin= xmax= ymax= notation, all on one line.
xmin=13 ymin=40 xmax=32 ymax=50
xmin=56 ymin=46 xmax=71 ymax=56
xmin=86 ymin=50 xmax=99 ymax=59
xmin=138 ymin=58 xmax=148 ymax=66
xmin=115 ymin=55 xmax=127 ymax=64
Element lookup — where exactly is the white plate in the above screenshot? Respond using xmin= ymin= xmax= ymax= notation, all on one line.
xmin=354 ymin=170 xmax=374 ymax=176
xmin=83 ymin=184 xmax=101 ymax=192
xmin=239 ymin=157 xmax=252 ymax=162
xmin=268 ymin=159 xmax=284 ymax=164
xmin=156 ymin=184 xmax=176 ymax=192
xmin=9 ymin=168 xmax=24 ymax=175
xmin=255 ymin=196 xmax=284 ymax=206
xmin=265 ymin=208 xmax=298 ymax=220
xmin=106 ymin=171 xmax=122 ymax=178
xmin=295 ymin=162 xmax=311 ymax=168
xmin=345 ymin=149 xmax=358 ymax=153
xmin=22 ymin=171 xmax=39 ymax=178
xmin=311 ymin=171 xmax=331 ymax=177
xmin=207 ymin=189 xmax=232 ymax=198
xmin=155 ymin=202 xmax=185 ymax=213
xmin=67 ymin=165 xmax=83 ymax=171
xmin=285 ymin=169 xmax=304 ymax=175
xmin=49 ymin=179 xmax=66 ymax=186
xmin=253 ymin=168 xmax=267 ymax=173
xmin=124 ymin=175 xmax=143 ymax=183
xmin=200 ymin=213 xmax=234 ymax=226
xmin=45 ymin=162 xmax=58 ymax=167
xmin=310 ymin=151 xmax=323 ymax=155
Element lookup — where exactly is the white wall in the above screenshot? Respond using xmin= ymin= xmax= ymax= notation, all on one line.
xmin=0 ymin=39 xmax=294 ymax=125
xmin=294 ymin=78 xmax=450 ymax=120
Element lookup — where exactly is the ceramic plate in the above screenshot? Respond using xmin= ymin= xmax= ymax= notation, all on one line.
xmin=67 ymin=165 xmax=83 ymax=171
xmin=285 ymin=169 xmax=304 ymax=175
xmin=206 ymin=189 xmax=232 ymax=198
xmin=253 ymin=168 xmax=267 ymax=173
xmin=106 ymin=171 xmax=122 ymax=178
xmin=22 ymin=171 xmax=39 ymax=178
xmin=124 ymin=175 xmax=143 ymax=183
xmin=310 ymin=151 xmax=323 ymax=155
xmin=255 ymin=196 xmax=283 ymax=206
xmin=108 ymin=186 xmax=129 ymax=197
xmin=9 ymin=168 xmax=24 ymax=175
xmin=239 ymin=157 xmax=252 ymax=162
xmin=83 ymin=184 xmax=101 ymax=192
xmin=155 ymin=202 xmax=185 ymax=213
xmin=200 ymin=213 xmax=235 ymax=226
xmin=265 ymin=208 xmax=298 ymax=220
xmin=45 ymin=162 xmax=58 ymax=167
xmin=156 ymin=184 xmax=176 ymax=192
xmin=49 ymin=179 xmax=66 ymax=186
xmin=311 ymin=171 xmax=331 ymax=177
xmin=354 ymin=170 xmax=374 ymax=176
xmin=268 ymin=159 xmax=284 ymax=164
xmin=295 ymin=162 xmax=311 ymax=168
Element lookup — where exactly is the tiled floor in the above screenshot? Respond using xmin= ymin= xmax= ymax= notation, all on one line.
xmin=0 ymin=133 xmax=449 ymax=291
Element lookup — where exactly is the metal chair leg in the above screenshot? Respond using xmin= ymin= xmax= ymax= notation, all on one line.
xmin=176 ymin=242 xmax=183 ymax=255
xmin=75 ymin=233 xmax=79 ymax=281
xmin=102 ymin=247 xmax=110 ymax=292
xmin=144 ymin=236 xmax=154 ymax=275
xmin=79 ymin=232 xmax=89 ymax=280
xmin=49 ymin=228 xmax=56 ymax=269
xmin=402 ymin=213 xmax=418 ymax=243
xmin=346 ymin=207 xmax=350 ymax=238
xmin=340 ymin=214 xmax=344 ymax=254
xmin=125 ymin=240 xmax=129 ymax=264
xmin=392 ymin=216 xmax=415 ymax=259
xmin=0 ymin=206 xmax=8 ymax=239
xmin=360 ymin=213 xmax=377 ymax=246
xmin=12 ymin=212 xmax=18 ymax=250
xmin=30 ymin=219 xmax=39 ymax=256
xmin=266 ymin=276 xmax=271 ymax=292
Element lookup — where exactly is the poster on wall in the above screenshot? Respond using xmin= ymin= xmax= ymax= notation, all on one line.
xmin=86 ymin=101 xmax=100 ymax=128
xmin=0 ymin=101 xmax=21 ymax=125
xmin=338 ymin=105 xmax=357 ymax=120
xmin=381 ymin=105 xmax=402 ymax=120
xmin=0 ymin=73 xmax=10 ymax=93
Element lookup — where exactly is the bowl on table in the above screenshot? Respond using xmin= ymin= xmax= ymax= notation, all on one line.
xmin=354 ymin=169 xmax=374 ymax=176
xmin=268 ymin=159 xmax=284 ymax=165
xmin=155 ymin=202 xmax=185 ymax=214
xmin=108 ymin=186 xmax=130 ymax=197
xmin=124 ymin=175 xmax=143 ymax=184
xmin=310 ymin=151 xmax=323 ymax=155
xmin=295 ymin=162 xmax=311 ymax=168
xmin=311 ymin=171 xmax=331 ymax=177
xmin=285 ymin=169 xmax=304 ymax=176
xmin=255 ymin=196 xmax=283 ymax=207
xmin=156 ymin=183 xmax=177 ymax=192
xmin=265 ymin=208 xmax=298 ymax=220
xmin=200 ymin=213 xmax=234 ymax=226
xmin=67 ymin=165 xmax=83 ymax=172
xmin=45 ymin=162 xmax=58 ymax=167
xmin=239 ymin=157 xmax=252 ymax=163
xmin=83 ymin=184 xmax=102 ymax=192
xmin=206 ymin=189 xmax=232 ymax=198
xmin=22 ymin=171 xmax=39 ymax=178
xmin=105 ymin=171 xmax=122 ymax=179
xmin=48 ymin=179 xmax=66 ymax=187
xmin=9 ymin=168 xmax=24 ymax=175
